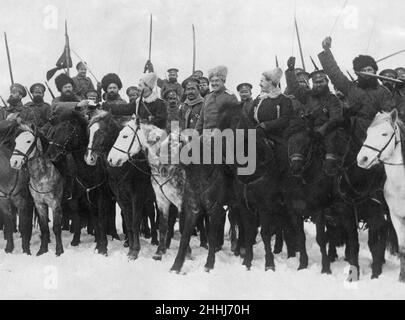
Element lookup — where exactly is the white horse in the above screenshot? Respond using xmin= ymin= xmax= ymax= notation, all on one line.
xmin=357 ymin=109 xmax=405 ymax=281
xmin=10 ymin=124 xmax=64 ymax=256
xmin=107 ymin=117 xmax=185 ymax=260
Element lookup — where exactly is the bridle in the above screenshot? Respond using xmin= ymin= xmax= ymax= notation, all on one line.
xmin=361 ymin=122 xmax=403 ymax=166
xmin=48 ymin=123 xmax=80 ymax=156
xmin=11 ymin=131 xmax=38 ymax=164
xmin=111 ymin=124 xmax=143 ymax=160
xmin=288 ymin=139 xmax=316 ymax=177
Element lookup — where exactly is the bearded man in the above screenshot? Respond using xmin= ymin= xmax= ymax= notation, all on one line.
xmin=3 ymin=83 xmax=27 ymax=120
xmin=21 ymin=83 xmax=51 ymax=128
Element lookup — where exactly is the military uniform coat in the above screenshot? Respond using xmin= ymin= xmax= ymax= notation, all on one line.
xmin=72 ymin=75 xmax=95 ymax=100
xmin=179 ymin=96 xmax=204 ymax=129
xmin=195 ymin=87 xmax=238 ymax=133
xmin=157 ymin=79 xmax=183 ymax=100
xmin=318 ymin=49 xmax=395 ymax=141
xmin=21 ymin=101 xmax=52 ymax=128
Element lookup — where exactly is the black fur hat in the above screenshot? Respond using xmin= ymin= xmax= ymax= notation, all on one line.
xmin=55 ymin=73 xmax=75 ymax=92
xmin=101 ymin=73 xmax=122 ymax=92
xmin=352 ymin=55 xmax=378 ymax=72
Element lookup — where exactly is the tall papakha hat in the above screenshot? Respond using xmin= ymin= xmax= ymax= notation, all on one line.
xmin=352 ymin=55 xmax=378 ymax=72
xmin=101 ymin=73 xmax=122 ymax=92
xmin=55 ymin=73 xmax=75 ymax=92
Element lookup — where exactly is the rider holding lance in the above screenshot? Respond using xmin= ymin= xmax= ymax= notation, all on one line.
xmin=285 ymin=56 xmax=343 ymax=173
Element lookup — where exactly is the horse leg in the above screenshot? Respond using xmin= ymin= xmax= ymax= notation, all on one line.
xmin=315 ymin=215 xmax=331 ymax=274
xmin=19 ymin=199 xmax=33 ymax=255
xmin=204 ymin=205 xmax=225 ymax=272
xmin=170 ymin=200 xmax=199 ymax=273
xmin=238 ymin=205 xmax=256 ymax=270
xmin=95 ymin=193 xmax=108 ymax=256
xmin=35 ymin=203 xmax=50 ymax=256
xmin=128 ymin=196 xmax=142 ymax=260
xmin=341 ymin=205 xmax=360 ymax=281
xmin=368 ymin=211 xmax=387 ymax=279
xmin=196 ymin=213 xmax=208 ymax=249
xmin=106 ymin=200 xmax=119 ymax=240
xmin=148 ymin=200 xmax=159 ymax=246
xmin=291 ymin=214 xmax=308 ymax=270
xmin=51 ymin=200 xmax=64 ymax=256
xmin=1 ymin=201 xmax=14 ymax=253
xmin=215 ymin=206 xmax=226 ymax=252
xmin=166 ymin=204 xmax=177 ymax=249
xmin=260 ymin=211 xmax=276 ymax=271
xmin=389 ymin=213 xmax=405 ymax=281
xmin=228 ymin=205 xmax=239 ymax=254
xmin=153 ymin=199 xmax=170 ymax=260
xmin=281 ymin=212 xmax=297 ymax=258
xmin=122 ymin=207 xmax=135 ymax=259
xmin=273 ymin=225 xmax=283 ymax=254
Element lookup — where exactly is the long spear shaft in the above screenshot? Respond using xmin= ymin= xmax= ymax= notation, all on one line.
xmin=71 ymin=49 xmax=99 ymax=83
xmin=25 ymin=87 xmax=33 ymax=101
xmin=65 ymin=20 xmax=70 ymax=76
xmin=294 ymin=16 xmax=306 ymax=71
xmin=45 ymin=81 xmax=55 ymax=100
xmin=148 ymin=14 xmax=152 ymax=61
xmin=192 ymin=24 xmax=196 ymax=74
xmin=376 ymin=49 xmax=405 ymax=63
xmin=4 ymin=32 xmax=14 ymax=84
xmin=0 ymin=95 xmax=7 ymax=107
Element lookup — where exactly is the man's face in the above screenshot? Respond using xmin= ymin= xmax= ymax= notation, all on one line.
xmin=167 ymin=92 xmax=179 ymax=107
xmin=127 ymin=89 xmax=139 ymax=103
xmin=199 ymin=81 xmax=209 ymax=94
xmin=106 ymin=83 xmax=119 ymax=100
xmin=78 ymin=65 xmax=87 ymax=77
xmin=297 ymin=74 xmax=309 ymax=89
xmin=10 ymin=88 xmax=22 ymax=100
xmin=312 ymin=75 xmax=328 ymax=94
xmin=397 ymin=69 xmax=405 ymax=81
xmin=138 ymin=82 xmax=152 ymax=97
xmin=239 ymin=88 xmax=252 ymax=101
xmin=86 ymin=92 xmax=98 ymax=102
xmin=360 ymin=66 xmax=375 ymax=74
xmin=32 ymin=88 xmax=44 ymax=103
xmin=260 ymin=75 xmax=271 ymax=92
xmin=193 ymin=71 xmax=203 ymax=79
xmin=168 ymin=71 xmax=178 ymax=81
xmin=210 ymin=76 xmax=225 ymax=92
xmin=61 ymin=83 xmax=73 ymax=97
xmin=186 ymin=82 xmax=199 ymax=100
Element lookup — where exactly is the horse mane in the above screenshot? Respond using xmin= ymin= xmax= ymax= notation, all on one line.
xmin=88 ymin=110 xmax=110 ymax=127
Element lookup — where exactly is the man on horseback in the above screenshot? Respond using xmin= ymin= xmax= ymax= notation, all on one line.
xmin=394 ymin=67 xmax=405 ymax=122
xmin=108 ymin=72 xmax=167 ymax=130
xmin=318 ymin=36 xmax=395 ymax=143
xmin=285 ymin=57 xmax=343 ymax=173
xmin=179 ymin=78 xmax=204 ymax=130
xmin=3 ymin=83 xmax=27 ymax=120
xmin=20 ymin=83 xmax=51 ymax=129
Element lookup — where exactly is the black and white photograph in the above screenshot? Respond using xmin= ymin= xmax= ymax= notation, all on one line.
xmin=0 ymin=0 xmax=404 ymax=302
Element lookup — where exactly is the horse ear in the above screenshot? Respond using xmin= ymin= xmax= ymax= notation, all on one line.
xmin=390 ymin=109 xmax=398 ymax=123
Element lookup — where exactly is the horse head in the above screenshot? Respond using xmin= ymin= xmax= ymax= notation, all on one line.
xmin=358 ymin=109 xmax=402 ymax=169
xmin=45 ymin=110 xmax=87 ymax=162
xmin=108 ymin=116 xmax=145 ymax=167
xmin=86 ymin=110 xmax=120 ymax=166
xmin=9 ymin=123 xmax=39 ymax=169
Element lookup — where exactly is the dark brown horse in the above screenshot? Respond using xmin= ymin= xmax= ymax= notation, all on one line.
xmin=0 ymin=120 xmax=32 ymax=254
xmin=45 ymin=110 xmax=114 ymax=255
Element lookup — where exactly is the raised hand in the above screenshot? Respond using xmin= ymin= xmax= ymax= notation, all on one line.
xmin=287 ymin=57 xmax=296 ymax=71
xmin=322 ymin=37 xmax=332 ymax=51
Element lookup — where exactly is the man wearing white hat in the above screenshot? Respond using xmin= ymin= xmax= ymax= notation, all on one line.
xmin=109 ymin=72 xmax=167 ymax=129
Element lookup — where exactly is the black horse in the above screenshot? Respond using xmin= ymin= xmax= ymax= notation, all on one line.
xmin=0 ymin=120 xmax=33 ymax=254
xmin=45 ymin=110 xmax=114 ymax=255
xmin=86 ymin=110 xmax=159 ymax=259
xmin=283 ymin=118 xmax=358 ymax=274
xmin=325 ymin=118 xmax=390 ymax=279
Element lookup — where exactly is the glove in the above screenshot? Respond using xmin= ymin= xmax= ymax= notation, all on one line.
xmin=322 ymin=37 xmax=332 ymax=51
xmin=287 ymin=56 xmax=296 ymax=71
xmin=144 ymin=60 xmax=154 ymax=73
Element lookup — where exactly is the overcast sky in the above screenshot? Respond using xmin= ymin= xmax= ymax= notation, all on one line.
xmin=0 ymin=0 xmax=404 ymax=102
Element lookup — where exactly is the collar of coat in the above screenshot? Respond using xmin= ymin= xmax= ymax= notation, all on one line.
xmin=185 ymin=95 xmax=204 ymax=106
xmin=141 ymin=91 xmax=159 ymax=104
xmin=258 ymin=86 xmax=282 ymax=100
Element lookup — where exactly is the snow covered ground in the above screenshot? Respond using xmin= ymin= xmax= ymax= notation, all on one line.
xmin=1 ymin=209 xmax=405 ymax=300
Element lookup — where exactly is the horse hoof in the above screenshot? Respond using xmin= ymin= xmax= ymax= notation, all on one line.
xmin=371 ymin=274 xmax=380 ymax=279
xmin=245 ymin=266 xmax=251 ymax=271
xmin=71 ymin=238 xmax=80 ymax=246
xmin=231 ymin=241 xmax=238 ymax=252
xmin=204 ymin=267 xmax=212 ymax=273
xmin=239 ymin=247 xmax=246 ymax=258
xmin=153 ymin=254 xmax=162 ymax=261
xmin=399 ymin=274 xmax=405 ymax=282
xmin=123 ymin=240 xmax=129 ymax=248
xmin=128 ymin=251 xmax=139 ymax=261
xmin=56 ymin=247 xmax=64 ymax=256
xmin=151 ymin=238 xmax=159 ymax=246
xmin=297 ymin=264 xmax=308 ymax=271
xmin=4 ymin=247 xmax=13 ymax=254
xmin=321 ymin=268 xmax=332 ymax=275
xmin=110 ymin=233 xmax=120 ymax=241
xmin=214 ymin=246 xmax=222 ymax=253
xmin=142 ymin=229 xmax=151 ymax=239
xmin=97 ymin=248 xmax=108 ymax=256
xmin=36 ymin=248 xmax=48 ymax=256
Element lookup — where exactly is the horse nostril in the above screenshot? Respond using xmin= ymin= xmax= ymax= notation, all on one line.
xmin=361 ymin=156 xmax=368 ymax=163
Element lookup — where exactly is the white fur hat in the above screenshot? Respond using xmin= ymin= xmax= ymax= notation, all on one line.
xmin=262 ymin=67 xmax=283 ymax=85
xmin=208 ymin=65 xmax=228 ymax=81
xmin=140 ymin=72 xmax=157 ymax=89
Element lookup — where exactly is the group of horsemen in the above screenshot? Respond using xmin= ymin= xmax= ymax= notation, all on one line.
xmin=1 ymin=36 xmax=404 ymax=205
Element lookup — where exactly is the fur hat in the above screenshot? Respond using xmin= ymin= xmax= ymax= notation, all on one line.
xmin=352 ymin=55 xmax=378 ymax=72
xmin=139 ymin=72 xmax=157 ymax=90
xmin=101 ymin=73 xmax=122 ymax=92
xmin=262 ymin=67 xmax=283 ymax=85
xmin=55 ymin=73 xmax=74 ymax=92
xmin=29 ymin=83 xmax=46 ymax=94
xmin=10 ymin=83 xmax=27 ymax=97
xmin=208 ymin=65 xmax=228 ymax=82
xmin=379 ymin=69 xmax=398 ymax=79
